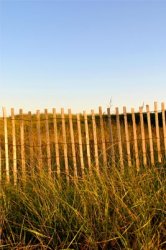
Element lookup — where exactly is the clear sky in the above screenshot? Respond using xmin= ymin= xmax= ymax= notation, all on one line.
xmin=0 ymin=0 xmax=166 ymax=114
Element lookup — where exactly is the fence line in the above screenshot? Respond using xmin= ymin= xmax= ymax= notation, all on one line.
xmin=0 ymin=102 xmax=166 ymax=184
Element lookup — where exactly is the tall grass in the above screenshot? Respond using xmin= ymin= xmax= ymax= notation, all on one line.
xmin=1 ymin=163 xmax=166 ymax=249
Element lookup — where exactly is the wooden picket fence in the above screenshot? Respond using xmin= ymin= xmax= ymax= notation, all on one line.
xmin=0 ymin=102 xmax=166 ymax=185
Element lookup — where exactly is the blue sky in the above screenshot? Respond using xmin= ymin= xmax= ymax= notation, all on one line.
xmin=0 ymin=0 xmax=166 ymax=114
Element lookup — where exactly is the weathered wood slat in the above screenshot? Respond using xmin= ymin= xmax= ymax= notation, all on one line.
xmin=36 ymin=110 xmax=43 ymax=170
xmin=11 ymin=108 xmax=17 ymax=185
xmin=161 ymin=102 xmax=166 ymax=156
xmin=146 ymin=105 xmax=154 ymax=165
xmin=139 ymin=107 xmax=147 ymax=166
xmin=91 ymin=110 xmax=99 ymax=173
xmin=99 ymin=106 xmax=107 ymax=166
xmin=131 ymin=108 xmax=140 ymax=171
xmin=53 ymin=108 xmax=60 ymax=177
xmin=61 ymin=108 xmax=69 ymax=182
xmin=107 ymin=108 xmax=115 ymax=167
xmin=0 ymin=138 xmax=2 ymax=183
xmin=68 ymin=109 xmax=77 ymax=179
xmin=116 ymin=107 xmax=124 ymax=171
xmin=154 ymin=102 xmax=161 ymax=162
xmin=83 ymin=111 xmax=91 ymax=173
xmin=123 ymin=107 xmax=131 ymax=167
xmin=45 ymin=109 xmax=52 ymax=177
xmin=28 ymin=111 xmax=34 ymax=176
xmin=77 ymin=113 xmax=84 ymax=176
xmin=2 ymin=107 xmax=10 ymax=183
xmin=20 ymin=109 xmax=26 ymax=181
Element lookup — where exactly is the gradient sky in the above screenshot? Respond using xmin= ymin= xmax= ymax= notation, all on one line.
xmin=0 ymin=0 xmax=166 ymax=114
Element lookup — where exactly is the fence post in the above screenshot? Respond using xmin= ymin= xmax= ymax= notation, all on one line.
xmin=68 ymin=109 xmax=77 ymax=179
xmin=2 ymin=107 xmax=10 ymax=183
xmin=28 ymin=111 xmax=34 ymax=176
xmin=116 ymin=107 xmax=124 ymax=171
xmin=99 ymin=107 xmax=107 ymax=166
xmin=45 ymin=109 xmax=52 ymax=177
xmin=161 ymin=102 xmax=166 ymax=157
xmin=0 ymin=138 xmax=1 ymax=183
xmin=91 ymin=110 xmax=99 ymax=173
xmin=53 ymin=108 xmax=60 ymax=177
xmin=61 ymin=108 xmax=69 ymax=182
xmin=154 ymin=102 xmax=162 ymax=163
xmin=77 ymin=113 xmax=84 ymax=177
xmin=123 ymin=106 xmax=131 ymax=167
xmin=20 ymin=109 xmax=26 ymax=181
xmin=83 ymin=111 xmax=91 ymax=173
xmin=139 ymin=107 xmax=147 ymax=166
xmin=146 ymin=105 xmax=154 ymax=165
xmin=107 ymin=108 xmax=115 ymax=167
xmin=11 ymin=108 xmax=17 ymax=185
xmin=36 ymin=110 xmax=43 ymax=170
xmin=131 ymin=108 xmax=140 ymax=171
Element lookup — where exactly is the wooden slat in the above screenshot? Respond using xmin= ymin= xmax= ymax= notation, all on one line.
xmin=123 ymin=107 xmax=131 ymax=167
xmin=91 ymin=110 xmax=99 ymax=173
xmin=107 ymin=108 xmax=115 ymax=167
xmin=154 ymin=102 xmax=162 ymax=162
xmin=0 ymin=138 xmax=1 ymax=183
xmin=53 ymin=108 xmax=60 ymax=177
xmin=28 ymin=112 xmax=34 ymax=176
xmin=131 ymin=108 xmax=140 ymax=171
xmin=45 ymin=109 xmax=51 ymax=177
xmin=11 ymin=108 xmax=17 ymax=185
xmin=139 ymin=107 xmax=147 ymax=165
xmin=68 ymin=109 xmax=77 ymax=178
xmin=2 ymin=107 xmax=10 ymax=183
xmin=99 ymin=106 xmax=107 ymax=166
xmin=61 ymin=108 xmax=69 ymax=182
xmin=83 ymin=111 xmax=91 ymax=173
xmin=77 ymin=113 xmax=84 ymax=176
xmin=146 ymin=105 xmax=154 ymax=165
xmin=161 ymin=102 xmax=166 ymax=156
xmin=36 ymin=110 xmax=42 ymax=170
xmin=116 ymin=107 xmax=124 ymax=170
xmin=20 ymin=109 xmax=26 ymax=181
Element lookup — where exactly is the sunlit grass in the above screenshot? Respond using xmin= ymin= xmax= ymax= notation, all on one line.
xmin=1 ymin=163 xmax=166 ymax=249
